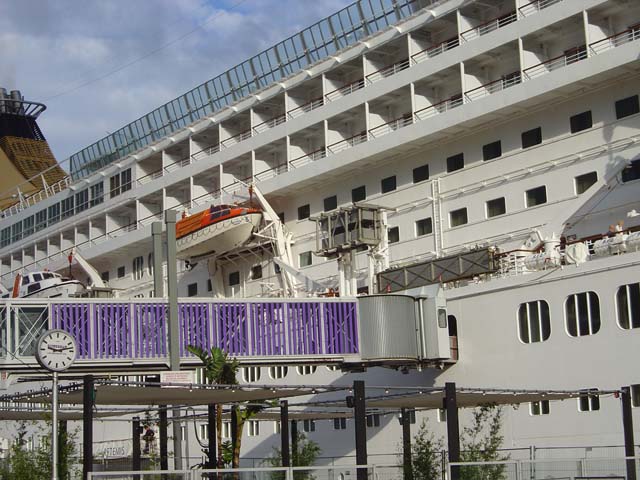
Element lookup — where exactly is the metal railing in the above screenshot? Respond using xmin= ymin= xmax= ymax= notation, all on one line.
xmin=590 ymin=25 xmax=640 ymax=55
xmin=518 ymin=0 xmax=563 ymax=17
xmin=464 ymin=72 xmax=522 ymax=102
xmin=289 ymin=148 xmax=327 ymax=168
xmin=191 ymin=143 xmax=221 ymax=162
xmin=221 ymin=129 xmax=253 ymax=148
xmin=460 ymin=11 xmax=517 ymax=42
xmin=326 ymin=131 xmax=369 ymax=154
xmin=254 ymin=163 xmax=288 ymax=182
xmin=523 ymin=46 xmax=587 ymax=80
xmin=287 ymin=97 xmax=324 ymax=119
xmin=253 ymin=114 xmax=287 ymax=134
xmin=411 ymin=36 xmax=459 ymax=64
xmin=368 ymin=115 xmax=414 ymax=138
xmin=2 ymin=176 xmax=72 ymax=218
xmin=325 ymin=78 xmax=366 ymax=102
xmin=413 ymin=95 xmax=463 ymax=121
xmin=366 ymin=58 xmax=410 ymax=84
xmin=164 ymin=157 xmax=191 ymax=173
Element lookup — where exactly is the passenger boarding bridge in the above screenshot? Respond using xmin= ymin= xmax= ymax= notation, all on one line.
xmin=0 ymin=294 xmax=456 ymax=374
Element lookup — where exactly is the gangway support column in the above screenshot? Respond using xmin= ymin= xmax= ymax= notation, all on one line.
xmin=353 ymin=380 xmax=368 ymax=480
xmin=621 ymin=386 xmax=637 ymax=480
xmin=445 ymin=382 xmax=460 ymax=480
xmin=281 ymin=401 xmax=290 ymax=467
xmin=132 ymin=416 xmax=141 ymax=479
xmin=82 ymin=375 xmax=94 ymax=480
xmin=401 ymin=408 xmax=414 ymax=480
xmin=207 ymin=404 xmax=217 ymax=468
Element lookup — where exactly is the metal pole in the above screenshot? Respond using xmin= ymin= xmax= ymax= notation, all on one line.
xmin=231 ymin=406 xmax=239 ymax=466
xmin=353 ymin=380 xmax=367 ymax=480
xmin=165 ymin=210 xmax=183 ymax=470
xmin=621 ymin=386 xmax=637 ymax=480
xmin=132 ymin=417 xmax=141 ymax=480
xmin=445 ymin=382 xmax=461 ymax=480
xmin=281 ymin=401 xmax=290 ymax=467
xmin=152 ymin=222 xmax=164 ymax=297
xmin=207 ymin=404 xmax=217 ymax=469
xmin=290 ymin=420 xmax=298 ymax=466
xmin=58 ymin=420 xmax=67 ymax=479
xmin=159 ymin=407 xmax=168 ymax=471
xmin=52 ymin=372 xmax=58 ymax=480
xmin=82 ymin=375 xmax=94 ymax=480
xmin=401 ymin=408 xmax=413 ymax=480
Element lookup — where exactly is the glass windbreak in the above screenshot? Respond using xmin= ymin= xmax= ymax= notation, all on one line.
xmin=13 ymin=306 xmax=48 ymax=357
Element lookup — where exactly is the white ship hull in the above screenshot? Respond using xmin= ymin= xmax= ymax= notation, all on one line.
xmin=176 ymin=212 xmax=262 ymax=260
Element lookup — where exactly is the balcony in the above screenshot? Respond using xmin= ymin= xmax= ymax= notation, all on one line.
xmin=325 ymin=58 xmax=365 ymax=102
xmin=365 ymin=36 xmax=409 ymax=85
xmin=518 ymin=0 xmax=563 ymax=18
xmin=464 ymin=71 xmax=521 ymax=102
xmin=460 ymin=10 xmax=517 ymax=42
xmin=523 ymin=46 xmax=587 ymax=79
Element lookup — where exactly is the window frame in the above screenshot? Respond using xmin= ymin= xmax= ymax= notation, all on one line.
xmin=570 ymin=110 xmax=593 ymax=134
xmin=449 ymin=207 xmax=468 ymax=228
xmin=574 ymin=171 xmax=598 ymax=195
xmin=415 ymin=217 xmax=433 ymax=237
xmin=525 ymin=185 xmax=547 ymax=208
xmin=616 ymin=282 xmax=640 ymax=330
xmin=412 ymin=164 xmax=429 ymax=183
xmin=486 ymin=197 xmax=506 ymax=218
xmin=298 ymin=204 xmax=310 ymax=220
xmin=530 ymin=400 xmax=550 ymax=416
xmin=352 ymin=185 xmax=366 ymax=203
xmin=482 ymin=140 xmax=502 ymax=161
xmin=564 ymin=291 xmax=601 ymax=337
xmin=446 ymin=153 xmax=464 ymax=173
xmin=388 ymin=226 xmax=400 ymax=244
xmin=323 ymin=195 xmax=338 ymax=212
xmin=132 ymin=256 xmax=144 ymax=281
xmin=615 ymin=95 xmax=639 ymax=120
xmin=381 ymin=175 xmax=397 ymax=194
xmin=521 ymin=127 xmax=542 ymax=149
xmin=518 ymin=300 xmax=551 ymax=344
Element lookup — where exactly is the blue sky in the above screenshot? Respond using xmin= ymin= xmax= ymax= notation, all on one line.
xmin=0 ymin=0 xmax=352 ymax=160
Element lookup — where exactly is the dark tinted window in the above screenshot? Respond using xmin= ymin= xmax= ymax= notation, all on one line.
xmin=297 ymin=204 xmax=310 ymax=220
xmin=413 ymin=164 xmax=429 ymax=183
xmin=251 ymin=265 xmax=263 ymax=280
xmin=117 ymin=266 xmax=125 ymax=278
xmin=526 ymin=186 xmax=547 ymax=207
xmin=229 ymin=271 xmax=240 ymax=286
xmin=381 ymin=175 xmax=397 ymax=193
xmin=388 ymin=226 xmax=400 ymax=244
xmin=575 ymin=172 xmax=597 ymax=194
xmin=416 ymin=218 xmax=432 ymax=236
xmin=450 ymin=208 xmax=468 ymax=227
xmin=483 ymin=141 xmax=502 ymax=161
xmin=615 ymin=95 xmax=639 ymax=120
xmin=622 ymin=159 xmax=640 ymax=183
xmin=447 ymin=153 xmax=464 ymax=172
xmin=187 ymin=283 xmax=198 ymax=297
xmin=521 ymin=127 xmax=542 ymax=148
xmin=324 ymin=195 xmax=337 ymax=211
xmin=486 ymin=197 xmax=506 ymax=218
xmin=352 ymin=185 xmax=366 ymax=202
xmin=570 ymin=111 xmax=592 ymax=133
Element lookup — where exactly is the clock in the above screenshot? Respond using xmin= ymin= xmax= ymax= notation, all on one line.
xmin=36 ymin=330 xmax=77 ymax=372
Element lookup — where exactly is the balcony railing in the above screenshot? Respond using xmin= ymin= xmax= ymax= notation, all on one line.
xmin=460 ymin=11 xmax=517 ymax=42
xmin=366 ymin=58 xmax=411 ymax=84
xmin=136 ymin=169 xmax=163 ymax=186
xmin=589 ymin=25 xmax=640 ymax=55
xmin=253 ymin=114 xmax=286 ymax=134
xmin=191 ymin=143 xmax=221 ymax=162
xmin=287 ymin=97 xmax=324 ymax=119
xmin=289 ymin=148 xmax=327 ymax=168
xmin=254 ymin=164 xmax=288 ymax=182
xmin=368 ymin=114 xmax=414 ymax=138
xmin=164 ymin=157 xmax=191 ymax=173
xmin=326 ymin=131 xmax=369 ymax=155
xmin=325 ymin=78 xmax=366 ymax=102
xmin=518 ymin=0 xmax=563 ymax=18
xmin=413 ymin=94 xmax=463 ymax=121
xmin=221 ymin=129 xmax=253 ymax=148
xmin=411 ymin=37 xmax=460 ymax=64
xmin=523 ymin=46 xmax=587 ymax=80
xmin=464 ymin=72 xmax=522 ymax=101
xmin=2 ymin=176 xmax=72 ymax=218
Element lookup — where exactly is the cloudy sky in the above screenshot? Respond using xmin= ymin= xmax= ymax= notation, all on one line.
xmin=0 ymin=0 xmax=352 ymax=161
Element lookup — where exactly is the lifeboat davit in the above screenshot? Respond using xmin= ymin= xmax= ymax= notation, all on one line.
xmin=176 ymin=204 xmax=262 ymax=260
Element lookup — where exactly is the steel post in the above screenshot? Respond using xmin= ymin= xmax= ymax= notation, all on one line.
xmin=353 ymin=380 xmax=367 ymax=480
xmin=52 ymin=372 xmax=58 ymax=480
xmin=281 ymin=401 xmax=290 ymax=467
xmin=621 ymin=386 xmax=637 ymax=480
xmin=207 ymin=404 xmax=217 ymax=469
xmin=82 ymin=375 xmax=94 ymax=480
xmin=132 ymin=417 xmax=141 ymax=479
xmin=159 ymin=407 xmax=168 ymax=471
xmin=445 ymin=382 xmax=460 ymax=480
xmin=401 ymin=408 xmax=413 ymax=480
xmin=152 ymin=222 xmax=164 ymax=297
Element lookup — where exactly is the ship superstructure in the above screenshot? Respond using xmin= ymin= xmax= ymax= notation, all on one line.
xmin=1 ymin=0 xmax=640 ymax=467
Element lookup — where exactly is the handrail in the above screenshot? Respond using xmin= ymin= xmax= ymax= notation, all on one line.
xmin=289 ymin=147 xmax=326 ymax=168
xmin=191 ymin=143 xmax=221 ymax=161
xmin=368 ymin=114 xmax=413 ymax=138
xmin=518 ymin=0 xmax=563 ymax=17
xmin=326 ymin=131 xmax=369 ymax=154
xmin=254 ymin=164 xmax=288 ymax=182
xmin=523 ymin=46 xmax=587 ymax=79
xmin=411 ymin=36 xmax=459 ymax=64
xmin=325 ymin=78 xmax=365 ymax=102
xmin=464 ymin=71 xmax=521 ymax=101
xmin=221 ymin=128 xmax=253 ymax=148
xmin=460 ymin=11 xmax=517 ymax=41
xmin=413 ymin=94 xmax=463 ymax=120
xmin=287 ymin=97 xmax=324 ymax=119
xmin=589 ymin=25 xmax=640 ymax=54
xmin=253 ymin=114 xmax=286 ymax=134
xmin=366 ymin=58 xmax=410 ymax=84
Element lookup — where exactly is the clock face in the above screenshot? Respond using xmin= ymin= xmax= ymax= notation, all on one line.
xmin=36 ymin=330 xmax=77 ymax=372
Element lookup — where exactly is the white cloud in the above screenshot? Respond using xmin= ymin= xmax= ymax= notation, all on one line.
xmin=0 ymin=0 xmax=354 ymax=160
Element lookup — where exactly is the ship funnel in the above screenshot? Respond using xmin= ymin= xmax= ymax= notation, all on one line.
xmin=0 ymin=88 xmax=7 ymax=114
xmin=10 ymin=90 xmax=23 ymax=114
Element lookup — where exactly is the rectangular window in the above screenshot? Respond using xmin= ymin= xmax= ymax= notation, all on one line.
xmin=616 ymin=282 xmax=640 ymax=329
xmin=522 ymin=127 xmax=542 ymax=149
xmin=133 ymin=256 xmax=144 ymax=281
xmin=415 ymin=218 xmax=433 ymax=237
xmin=22 ymin=216 xmax=34 ymax=237
xmin=48 ymin=203 xmax=60 ymax=225
xmin=1 ymin=228 xmax=11 ymax=247
xmin=482 ymin=141 xmax=502 ymax=161
xmin=299 ymin=251 xmax=312 ymax=267
xmin=207 ymin=279 xmax=212 ymax=292
xmin=622 ymin=159 xmax=640 ymax=183
xmin=324 ymin=195 xmax=337 ymax=212
xmin=303 ymin=419 xmax=315 ymax=433
xmin=229 ymin=271 xmax=240 ymax=286
xmin=35 ymin=209 xmax=47 ymax=232
xmin=11 ymin=223 xmax=22 ymax=242
xmin=388 ymin=226 xmax=399 ymax=244
xmin=437 ymin=409 xmax=447 ymax=423
xmin=447 ymin=153 xmax=464 ymax=173
xmin=366 ymin=414 xmax=380 ymax=428
xmin=486 ymin=197 xmax=506 ymax=218
xmin=615 ymin=95 xmax=639 ymax=120
xmin=187 ymin=283 xmax=198 ymax=297
xmin=530 ymin=400 xmax=550 ymax=416
xmin=101 ymin=271 xmax=110 ymax=282
xmin=90 ymin=182 xmax=104 ymax=207
xmin=334 ymin=418 xmax=347 ymax=430
xmin=574 ymin=172 xmax=597 ymax=194
xmin=61 ymin=197 xmax=74 ymax=220
xmin=298 ymin=204 xmax=310 ymax=220
xmin=117 ymin=266 xmax=126 ymax=278
xmin=247 ymin=420 xmax=260 ymax=437
xmin=526 ymin=186 xmax=547 ymax=208
xmin=578 ymin=389 xmax=600 ymax=412
xmin=110 ymin=174 xmax=121 ymax=197
xmin=75 ymin=189 xmax=89 ymax=213
xmin=352 ymin=185 xmax=366 ymax=203
xmin=381 ymin=175 xmax=397 ymax=193
xmin=413 ymin=164 xmax=429 ymax=183
xmin=121 ymin=169 xmax=132 ymax=192
xmin=449 ymin=208 xmax=468 ymax=227
xmin=632 ymin=385 xmax=640 ymax=408
xmin=570 ymin=111 xmax=592 ymax=134
xmin=250 ymin=265 xmax=262 ymax=280
xmin=274 ymin=421 xmax=281 ymax=434
xmin=222 ymin=421 xmax=231 ymax=439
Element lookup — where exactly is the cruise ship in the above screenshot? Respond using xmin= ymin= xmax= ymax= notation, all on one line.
xmin=1 ymin=0 xmax=640 ymax=474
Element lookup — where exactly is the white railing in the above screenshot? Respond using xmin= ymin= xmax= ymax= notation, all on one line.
xmin=523 ymin=47 xmax=587 ymax=80
xmin=369 ymin=115 xmax=414 ymax=138
xmin=325 ymin=78 xmax=366 ymax=102
xmin=464 ymin=72 xmax=522 ymax=102
xmin=287 ymin=97 xmax=324 ymax=119
xmin=518 ymin=0 xmax=563 ymax=17
xmin=191 ymin=143 xmax=221 ymax=162
xmin=136 ymin=169 xmax=163 ymax=186
xmin=411 ymin=37 xmax=459 ymax=64
xmin=366 ymin=58 xmax=410 ymax=84
xmin=221 ymin=129 xmax=253 ymax=148
xmin=255 ymin=163 xmax=288 ymax=181
xmin=253 ymin=114 xmax=286 ymax=134
xmin=413 ymin=95 xmax=463 ymax=121
xmin=326 ymin=132 xmax=369 ymax=154
xmin=289 ymin=148 xmax=327 ymax=168
xmin=2 ymin=176 xmax=72 ymax=218
xmin=460 ymin=11 xmax=517 ymax=42
xmin=164 ymin=157 xmax=191 ymax=173
xmin=590 ymin=26 xmax=640 ymax=55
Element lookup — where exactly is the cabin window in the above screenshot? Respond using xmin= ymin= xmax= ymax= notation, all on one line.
xmin=437 ymin=409 xmax=447 ymax=423
xmin=615 ymin=95 xmax=639 ymax=119
xmin=187 ymin=283 xmax=198 ymax=297
xmin=277 ymin=212 xmax=285 ymax=224
xmin=117 ymin=266 xmax=125 ymax=278
xmin=352 ymin=185 xmax=366 ymax=202
xmin=449 ymin=208 xmax=468 ymax=227
xmin=415 ymin=218 xmax=432 ymax=237
xmin=296 ymin=365 xmax=316 ymax=375
xmin=1 ymin=228 xmax=10 ymax=247
xmin=486 ymin=197 xmax=506 ymax=218
xmin=33 ymin=273 xmax=43 ymax=282
xmin=299 ymin=251 xmax=312 ymax=268
xmin=247 ymin=420 xmax=260 ymax=437
xmin=90 ymin=182 xmax=104 ymax=207
xmin=121 ymin=169 xmax=132 ymax=192
xmin=133 ymin=256 xmax=144 ymax=281
xmin=207 ymin=279 xmax=212 ymax=292
xmin=242 ymin=367 xmax=261 ymax=383
xmin=570 ymin=111 xmax=592 ymax=133
xmin=48 ymin=203 xmax=60 ymax=225
xmin=198 ymin=424 xmax=209 ymax=441
xmin=35 ymin=210 xmax=47 ymax=232
xmin=61 ymin=197 xmax=74 ymax=220
xmin=269 ymin=366 xmax=288 ymax=379
xmin=525 ymin=186 xmax=547 ymax=208
xmin=565 ymin=291 xmax=601 ymax=337
xmin=621 ymin=159 xmax=640 ymax=183
xmin=22 ymin=217 xmax=34 ymax=237
xmin=75 ymin=189 xmax=89 ymax=213
xmin=381 ymin=175 xmax=397 ymax=193
xmin=147 ymin=253 xmax=154 ymax=276
xmin=110 ymin=173 xmax=121 ymax=197
xmin=229 ymin=271 xmax=240 ymax=286
xmin=446 ymin=153 xmax=464 ymax=173
xmin=324 ymin=195 xmax=337 ymax=211
xmin=27 ymin=283 xmax=40 ymax=294
xmin=617 ymin=282 xmax=640 ymax=329
xmin=334 ymin=418 xmax=347 ymax=430
xmin=518 ymin=300 xmax=551 ymax=343
xmin=298 ymin=204 xmax=310 ymax=220
xmin=101 ymin=271 xmax=109 ymax=282
xmin=11 ymin=223 xmax=22 ymax=242
xmin=388 ymin=226 xmax=400 ymax=244
xmin=413 ymin=164 xmax=429 ymax=183
xmin=366 ymin=414 xmax=381 ymax=428
xmin=303 ymin=419 xmax=315 ymax=432
xmin=530 ymin=401 xmax=550 ymax=416
xmin=522 ymin=127 xmax=542 ymax=149
xmin=574 ymin=172 xmax=597 ymax=194
xmin=631 ymin=385 xmax=640 ymax=408
xmin=274 ymin=421 xmax=281 ymax=434
xmin=23 ymin=276 xmax=31 ymax=285
xmin=482 ymin=140 xmax=502 ymax=161
xmin=222 ymin=421 xmax=231 ymax=439
xmin=578 ymin=389 xmax=600 ymax=412
xmin=250 ymin=265 xmax=262 ymax=280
